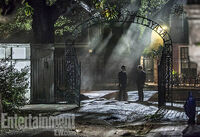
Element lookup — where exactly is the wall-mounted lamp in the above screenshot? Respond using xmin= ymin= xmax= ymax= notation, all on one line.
xmin=89 ymin=49 xmax=93 ymax=54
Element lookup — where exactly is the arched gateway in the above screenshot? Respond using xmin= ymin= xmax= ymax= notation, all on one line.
xmin=66 ymin=11 xmax=173 ymax=107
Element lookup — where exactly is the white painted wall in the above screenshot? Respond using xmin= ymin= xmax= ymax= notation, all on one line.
xmin=0 ymin=44 xmax=31 ymax=101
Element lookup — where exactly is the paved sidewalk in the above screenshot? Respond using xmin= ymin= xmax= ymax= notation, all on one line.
xmin=20 ymin=104 xmax=78 ymax=112
xmin=157 ymin=108 xmax=188 ymax=122
xmin=147 ymin=124 xmax=187 ymax=137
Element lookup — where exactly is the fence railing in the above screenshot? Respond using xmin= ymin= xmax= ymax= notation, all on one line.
xmin=172 ymin=74 xmax=200 ymax=87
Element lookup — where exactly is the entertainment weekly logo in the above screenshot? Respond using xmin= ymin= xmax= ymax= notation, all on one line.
xmin=1 ymin=113 xmax=75 ymax=136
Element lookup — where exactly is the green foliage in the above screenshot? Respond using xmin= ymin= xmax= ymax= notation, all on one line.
xmin=23 ymin=2 xmax=34 ymax=16
xmin=172 ymin=69 xmax=179 ymax=85
xmin=93 ymin=0 xmax=119 ymax=20
xmin=0 ymin=6 xmax=74 ymax=38
xmin=0 ymin=0 xmax=173 ymax=40
xmin=139 ymin=0 xmax=168 ymax=17
xmin=4 ymin=0 xmax=9 ymax=5
xmin=15 ymin=7 xmax=32 ymax=30
xmin=0 ymin=58 xmax=29 ymax=113
xmin=172 ymin=70 xmax=177 ymax=75
xmin=145 ymin=113 xmax=163 ymax=121
xmin=171 ymin=4 xmax=184 ymax=16
xmin=196 ymin=43 xmax=200 ymax=46
xmin=138 ymin=0 xmax=169 ymax=39
xmin=54 ymin=16 xmax=75 ymax=36
xmin=0 ymin=6 xmax=32 ymax=39
xmin=46 ymin=0 xmax=57 ymax=6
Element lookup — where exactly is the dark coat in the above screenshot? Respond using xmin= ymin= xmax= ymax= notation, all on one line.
xmin=184 ymin=94 xmax=196 ymax=119
xmin=118 ymin=71 xmax=127 ymax=87
xmin=136 ymin=70 xmax=146 ymax=87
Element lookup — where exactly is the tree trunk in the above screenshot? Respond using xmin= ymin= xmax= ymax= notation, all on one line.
xmin=29 ymin=1 xmax=56 ymax=103
xmin=32 ymin=3 xmax=54 ymax=44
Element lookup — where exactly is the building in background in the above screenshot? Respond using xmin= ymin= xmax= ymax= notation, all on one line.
xmin=142 ymin=0 xmax=198 ymax=85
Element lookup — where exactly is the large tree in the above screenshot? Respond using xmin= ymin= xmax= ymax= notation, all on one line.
xmin=0 ymin=0 xmax=95 ymax=43
xmin=27 ymin=0 xmax=76 ymax=43
xmin=0 ymin=0 xmax=180 ymax=44
xmin=0 ymin=0 xmax=128 ymax=43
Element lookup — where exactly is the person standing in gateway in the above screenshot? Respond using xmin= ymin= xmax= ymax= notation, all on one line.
xmin=118 ymin=65 xmax=127 ymax=101
xmin=136 ymin=65 xmax=146 ymax=102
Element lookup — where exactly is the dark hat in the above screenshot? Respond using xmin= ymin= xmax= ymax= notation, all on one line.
xmin=121 ymin=65 xmax=126 ymax=69
xmin=137 ymin=65 xmax=143 ymax=69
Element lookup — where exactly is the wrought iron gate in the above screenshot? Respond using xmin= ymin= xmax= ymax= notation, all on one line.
xmin=69 ymin=10 xmax=173 ymax=106
xmin=65 ymin=45 xmax=81 ymax=106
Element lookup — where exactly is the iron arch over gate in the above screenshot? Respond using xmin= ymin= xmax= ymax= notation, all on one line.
xmin=66 ymin=11 xmax=173 ymax=107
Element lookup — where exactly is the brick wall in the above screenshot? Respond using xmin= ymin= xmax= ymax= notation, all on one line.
xmin=173 ymin=44 xmax=189 ymax=74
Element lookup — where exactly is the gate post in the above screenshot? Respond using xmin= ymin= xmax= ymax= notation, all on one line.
xmin=65 ymin=44 xmax=81 ymax=105
xmin=158 ymin=64 xmax=166 ymax=107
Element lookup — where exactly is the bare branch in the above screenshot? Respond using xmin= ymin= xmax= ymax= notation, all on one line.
xmin=51 ymin=0 xmax=97 ymax=22
xmin=0 ymin=14 xmax=16 ymax=23
xmin=51 ymin=0 xmax=77 ymax=22
xmin=0 ymin=0 xmax=23 ymax=23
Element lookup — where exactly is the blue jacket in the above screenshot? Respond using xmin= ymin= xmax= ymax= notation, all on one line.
xmin=184 ymin=93 xmax=196 ymax=118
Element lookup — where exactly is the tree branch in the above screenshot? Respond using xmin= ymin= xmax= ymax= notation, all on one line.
xmin=0 ymin=14 xmax=15 ymax=23
xmin=0 ymin=0 xmax=22 ymax=23
xmin=51 ymin=0 xmax=97 ymax=23
xmin=26 ymin=0 xmax=46 ymax=9
xmin=51 ymin=0 xmax=77 ymax=23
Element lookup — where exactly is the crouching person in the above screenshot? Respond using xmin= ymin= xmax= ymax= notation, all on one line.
xmin=184 ymin=92 xmax=196 ymax=125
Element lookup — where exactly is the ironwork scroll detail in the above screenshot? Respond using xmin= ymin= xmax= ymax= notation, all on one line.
xmin=65 ymin=46 xmax=81 ymax=106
